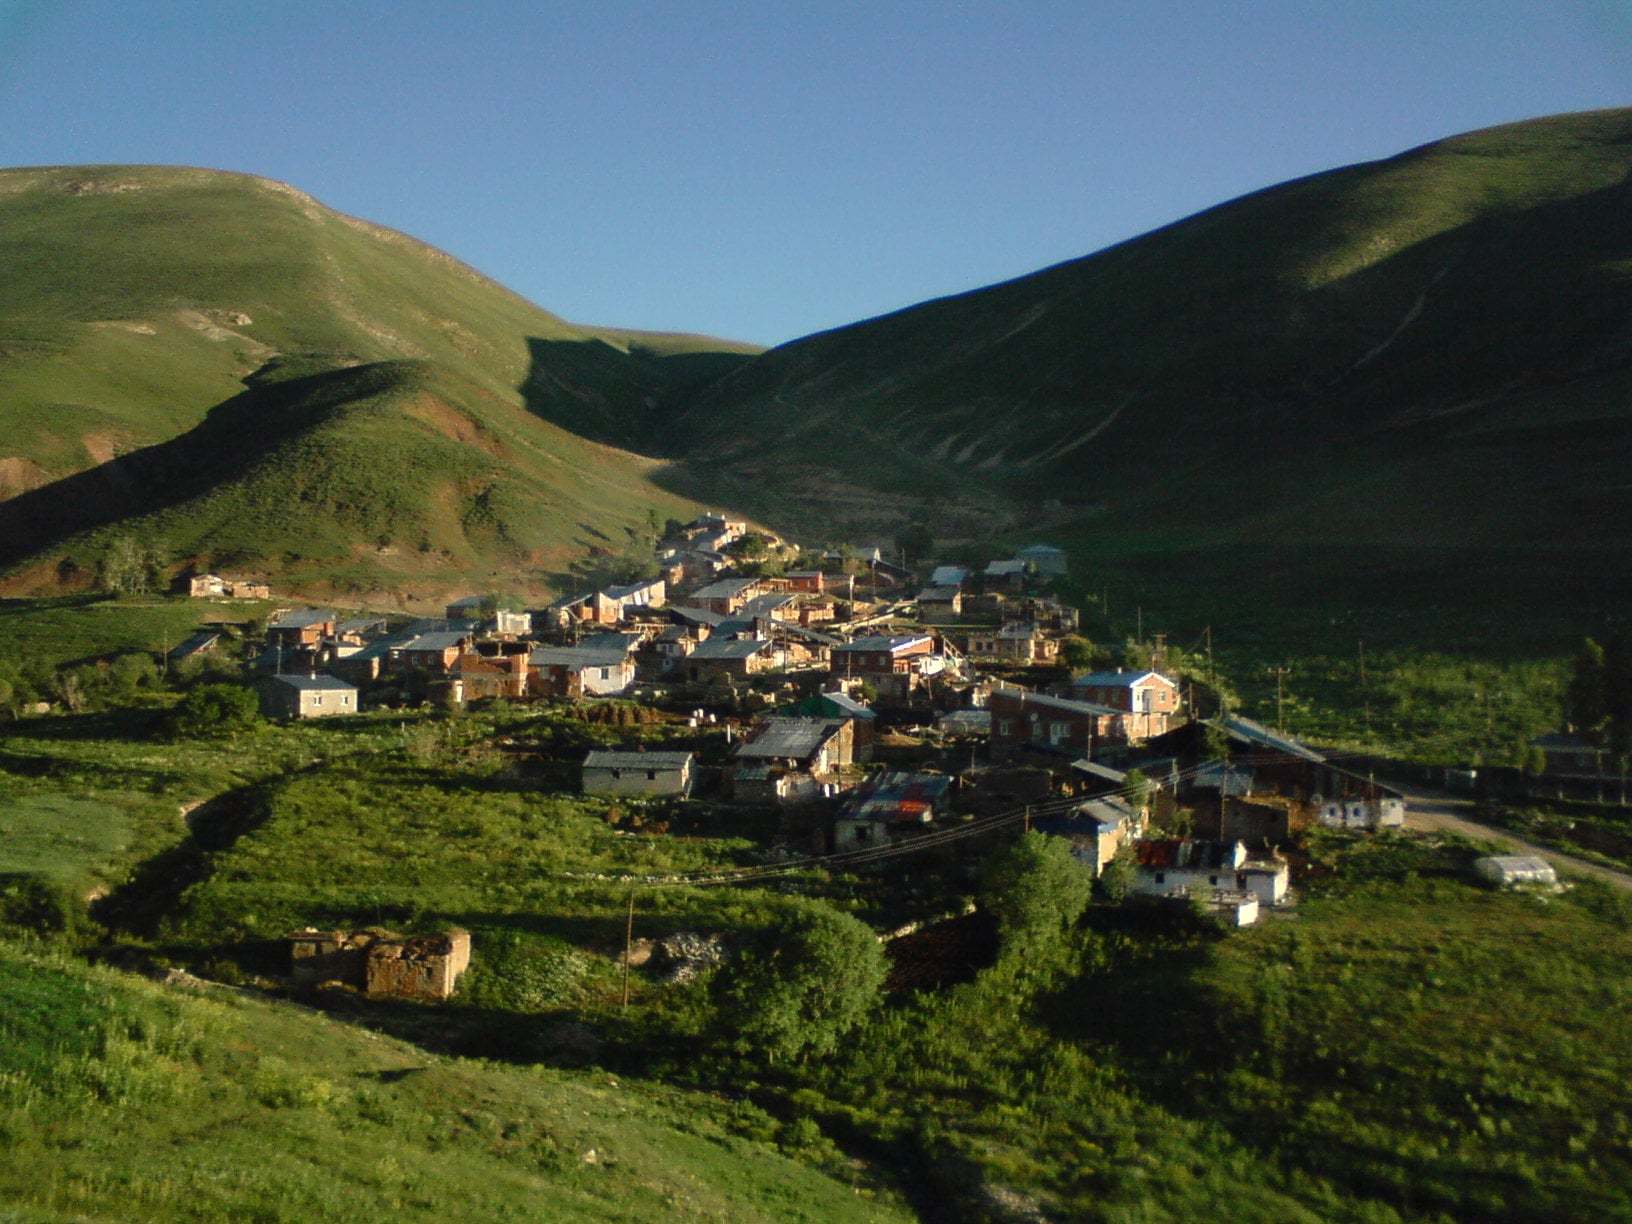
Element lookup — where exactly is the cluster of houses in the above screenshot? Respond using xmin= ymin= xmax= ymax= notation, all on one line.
xmin=171 ymin=514 xmax=1416 ymax=927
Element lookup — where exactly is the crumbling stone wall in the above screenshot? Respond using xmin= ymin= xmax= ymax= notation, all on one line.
xmin=287 ymin=927 xmax=471 ymax=1001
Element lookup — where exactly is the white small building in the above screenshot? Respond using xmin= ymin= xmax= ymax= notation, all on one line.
xmin=1474 ymin=855 xmax=1559 ymax=889
xmin=1316 ymin=794 xmax=1406 ymax=829
xmin=581 ymin=751 xmax=694 ymax=798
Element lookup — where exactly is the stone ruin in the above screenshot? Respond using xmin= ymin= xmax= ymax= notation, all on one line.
xmin=288 ymin=927 xmax=471 ymax=1002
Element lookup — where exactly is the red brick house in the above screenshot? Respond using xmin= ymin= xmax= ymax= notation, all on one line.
xmin=990 ymin=689 xmax=1120 ymax=760
xmin=1067 ymin=670 xmax=1180 ymax=741
xmin=830 ymin=634 xmax=934 ymax=678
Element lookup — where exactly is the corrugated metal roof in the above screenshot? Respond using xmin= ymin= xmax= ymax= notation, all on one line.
xmin=1134 ymin=839 xmax=1239 ymax=870
xmin=668 ymin=606 xmax=726 ymax=627
xmin=268 ymin=608 xmax=334 ymax=629
xmin=401 ymin=631 xmax=469 ymax=652
xmin=691 ymin=578 xmax=759 ymax=600
xmin=835 ymin=634 xmax=932 ymax=653
xmin=269 ymin=673 xmax=356 ymax=692
xmin=1073 ymin=669 xmax=1171 ymax=689
xmin=916 ymin=586 xmax=961 ymax=602
xmin=930 ymin=566 xmax=968 ymax=587
xmin=841 ymin=771 xmax=952 ymax=823
xmin=734 ymin=718 xmax=846 ymax=760
xmin=690 ymin=638 xmax=769 ymax=660
xmin=1219 ymin=714 xmax=1326 ymax=764
xmin=529 ymin=647 xmax=630 ymax=669
xmin=993 ymin=690 xmax=1117 ymax=717
xmin=1070 ymin=759 xmax=1127 ymax=785
xmin=583 ymin=751 xmax=693 ymax=771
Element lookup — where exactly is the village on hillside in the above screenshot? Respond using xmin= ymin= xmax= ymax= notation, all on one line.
xmin=145 ymin=508 xmax=1532 ymax=954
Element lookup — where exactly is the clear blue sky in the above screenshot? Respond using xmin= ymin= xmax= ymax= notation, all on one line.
xmin=2 ymin=1 xmax=1629 ymax=346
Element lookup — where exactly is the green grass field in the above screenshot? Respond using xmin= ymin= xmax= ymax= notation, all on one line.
xmin=0 ymin=940 xmax=908 ymax=1223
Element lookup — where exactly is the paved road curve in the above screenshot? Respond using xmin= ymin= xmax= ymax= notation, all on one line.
xmin=1403 ymin=787 xmax=1632 ymax=893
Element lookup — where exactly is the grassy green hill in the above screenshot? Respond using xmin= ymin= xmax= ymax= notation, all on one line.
xmin=0 ymin=164 xmax=758 ymax=600
xmin=662 ymin=107 xmax=1632 ymax=620
xmin=0 ymin=940 xmax=907 ymax=1223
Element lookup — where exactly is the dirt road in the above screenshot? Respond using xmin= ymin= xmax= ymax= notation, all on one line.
xmin=1403 ymin=788 xmax=1632 ymax=893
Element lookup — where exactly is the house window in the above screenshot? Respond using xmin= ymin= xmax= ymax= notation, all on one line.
xmin=1154 ymin=872 xmax=1165 ymax=884
xmin=312 ymin=694 xmax=323 ymax=706
xmin=599 ymin=668 xmax=610 ymax=680
xmin=998 ymin=719 xmax=1012 ymax=736
xmin=646 ymin=770 xmax=657 ymax=781
xmin=1050 ymin=721 xmax=1069 ymax=744
xmin=1208 ymin=875 xmax=1218 ymax=886
xmin=611 ymin=769 xmax=622 ymax=779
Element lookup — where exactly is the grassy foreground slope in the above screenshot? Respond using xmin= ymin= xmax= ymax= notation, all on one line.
xmin=0 ymin=941 xmax=905 ymax=1223
xmin=0 ymin=164 xmax=757 ymax=596
xmin=668 ymin=107 xmax=1632 ymax=593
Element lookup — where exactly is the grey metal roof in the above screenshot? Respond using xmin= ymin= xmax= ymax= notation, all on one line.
xmin=268 ymin=608 xmax=334 ymax=629
xmin=1218 ymin=714 xmax=1326 ymax=765
xmin=993 ymin=690 xmax=1117 ymax=717
xmin=350 ymin=633 xmax=415 ymax=662
xmin=401 ymin=631 xmax=469 ymax=652
xmin=1076 ymin=795 xmax=1137 ymax=830
xmin=583 ymin=751 xmax=694 ymax=771
xmin=1017 ymin=545 xmax=1064 ymax=558
xmin=1193 ymin=761 xmax=1256 ymax=796
xmin=1073 ymin=669 xmax=1171 ymax=689
xmin=916 ymin=586 xmax=961 ymax=602
xmin=1071 ymin=759 xmax=1127 ymax=785
xmin=169 ymin=631 xmax=220 ymax=660
xmin=930 ymin=566 xmax=968 ymax=587
xmin=690 ymin=638 xmax=769 ymax=660
xmin=835 ymin=634 xmax=932 ymax=653
xmin=984 ymin=559 xmax=1027 ymax=576
xmin=739 ymin=593 xmax=795 ymax=617
xmin=734 ymin=718 xmax=847 ymax=760
xmin=668 ymin=606 xmax=726 ymax=627
xmin=529 ymin=647 xmax=630 ymax=669
xmin=578 ymin=632 xmax=641 ymax=655
xmin=336 ymin=617 xmax=387 ymax=636
xmin=691 ymin=578 xmax=759 ymax=600
xmin=269 ymin=673 xmax=356 ymax=692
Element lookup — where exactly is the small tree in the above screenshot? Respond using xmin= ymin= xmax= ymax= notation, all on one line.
xmin=714 ymin=900 xmax=887 ymax=1064
xmin=1059 ymin=635 xmax=1095 ymax=673
xmin=169 ymin=683 xmax=261 ymax=739
xmin=96 ymin=535 xmax=148 ymax=595
xmin=1097 ymin=842 xmax=1137 ymax=904
xmin=978 ymin=831 xmax=1092 ymax=959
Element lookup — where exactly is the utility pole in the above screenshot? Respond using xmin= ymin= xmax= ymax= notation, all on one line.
xmin=1023 ymin=804 xmax=1031 ymax=834
xmin=1267 ymin=664 xmax=1291 ymax=737
xmin=1358 ymin=639 xmax=1371 ymax=739
xmin=622 ymin=891 xmax=636 ymax=1010
xmin=1153 ymin=632 xmax=1167 ymax=673
xmin=1136 ymin=605 xmax=1143 ymax=644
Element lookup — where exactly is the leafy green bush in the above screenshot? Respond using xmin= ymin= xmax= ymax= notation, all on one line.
xmin=167 ymin=683 xmax=261 ymax=740
xmin=713 ymin=900 xmax=887 ymax=1064
xmin=0 ymin=874 xmax=83 ymax=938
xmin=977 ymin=831 xmax=1091 ymax=959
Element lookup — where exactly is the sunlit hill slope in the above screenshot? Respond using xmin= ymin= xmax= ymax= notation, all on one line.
xmin=0 ymin=164 xmax=758 ymax=599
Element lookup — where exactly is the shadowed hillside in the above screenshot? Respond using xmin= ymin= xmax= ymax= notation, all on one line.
xmin=663 ymin=108 xmax=1632 ymax=587
xmin=0 ymin=164 xmax=757 ymax=596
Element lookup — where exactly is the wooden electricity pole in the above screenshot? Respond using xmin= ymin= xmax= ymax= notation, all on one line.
xmin=1267 ymin=665 xmax=1291 ymax=736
